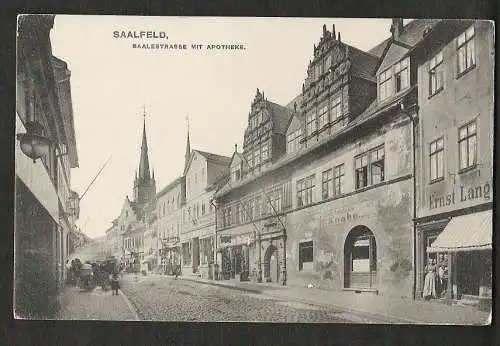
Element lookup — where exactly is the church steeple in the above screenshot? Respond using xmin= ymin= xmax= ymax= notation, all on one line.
xmin=184 ymin=116 xmax=191 ymax=173
xmin=138 ymin=106 xmax=151 ymax=181
xmin=133 ymin=105 xmax=156 ymax=212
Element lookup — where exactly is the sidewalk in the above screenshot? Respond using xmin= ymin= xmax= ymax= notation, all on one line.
xmin=180 ymin=276 xmax=491 ymax=325
xmin=58 ymin=285 xmax=139 ymax=320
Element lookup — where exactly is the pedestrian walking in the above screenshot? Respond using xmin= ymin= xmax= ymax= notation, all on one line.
xmin=110 ymin=272 xmax=120 ymax=296
xmin=423 ymin=258 xmax=437 ymax=300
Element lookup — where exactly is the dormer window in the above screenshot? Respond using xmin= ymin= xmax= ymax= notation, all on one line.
xmin=378 ymin=68 xmax=393 ymax=101
xmin=378 ymin=57 xmax=410 ymax=101
xmin=231 ymin=164 xmax=241 ymax=181
xmin=394 ymin=58 xmax=409 ymax=93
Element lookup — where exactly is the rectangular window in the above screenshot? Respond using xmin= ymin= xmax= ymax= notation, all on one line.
xmin=231 ymin=165 xmax=241 ymax=181
xmin=356 ymin=146 xmax=385 ymax=189
xmin=306 ymin=112 xmax=317 ymax=136
xmin=299 ymin=241 xmax=313 ymax=271
xmin=254 ymin=196 xmax=261 ymax=218
xmin=246 ymin=153 xmax=254 ymax=170
xmin=330 ymin=96 xmax=342 ymax=120
xmin=235 ymin=205 xmax=241 ymax=224
xmin=429 ymin=137 xmax=444 ymax=182
xmin=334 ymin=163 xmax=345 ymax=196
xmin=355 ymin=154 xmax=369 ymax=189
xmin=254 ymin=149 xmax=261 ymax=167
xmin=287 ymin=129 xmax=303 ymax=153
xmin=202 ymin=202 xmax=206 ymax=215
xmin=457 ymin=26 xmax=475 ymax=75
xmin=297 ymin=175 xmax=315 ymax=207
xmin=378 ymin=68 xmax=393 ymax=101
xmin=458 ymin=121 xmax=477 ymax=170
xmin=429 ymin=50 xmax=444 ymax=96
xmin=247 ymin=200 xmax=254 ymax=220
xmin=370 ymin=146 xmax=385 ymax=184
xmin=321 ymin=169 xmax=333 ymax=200
xmin=261 ymin=142 xmax=269 ymax=161
xmin=318 ymin=104 xmax=329 ymax=129
xmin=394 ymin=57 xmax=409 ymax=93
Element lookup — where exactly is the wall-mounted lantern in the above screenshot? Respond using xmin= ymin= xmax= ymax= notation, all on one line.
xmin=16 ymin=120 xmax=52 ymax=163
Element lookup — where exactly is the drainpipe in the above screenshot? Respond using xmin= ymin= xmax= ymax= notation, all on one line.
xmin=401 ymin=101 xmax=418 ymax=300
xmin=210 ymin=198 xmax=218 ymax=280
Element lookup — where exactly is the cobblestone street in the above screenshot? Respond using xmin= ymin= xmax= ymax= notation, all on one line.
xmin=119 ymin=274 xmax=384 ymax=322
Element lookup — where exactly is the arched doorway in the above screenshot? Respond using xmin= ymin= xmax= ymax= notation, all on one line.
xmin=344 ymin=226 xmax=377 ymax=289
xmin=264 ymin=245 xmax=279 ymax=283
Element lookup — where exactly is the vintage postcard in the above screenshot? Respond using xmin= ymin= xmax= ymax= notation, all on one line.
xmin=15 ymin=15 xmax=493 ymax=324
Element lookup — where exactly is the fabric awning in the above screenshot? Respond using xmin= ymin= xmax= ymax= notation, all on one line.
xmin=427 ymin=210 xmax=492 ymax=253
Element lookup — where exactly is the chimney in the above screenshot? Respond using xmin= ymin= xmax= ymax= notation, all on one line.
xmin=234 ymin=144 xmax=238 ymax=152
xmin=332 ymin=24 xmax=336 ymax=39
xmin=391 ymin=18 xmax=404 ymax=40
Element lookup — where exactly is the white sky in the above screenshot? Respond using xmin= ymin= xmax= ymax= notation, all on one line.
xmin=50 ymin=16 xmax=395 ymax=238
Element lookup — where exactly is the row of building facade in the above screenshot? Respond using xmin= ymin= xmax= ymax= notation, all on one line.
xmin=105 ymin=19 xmax=493 ymax=306
xmin=15 ymin=15 xmax=81 ymax=318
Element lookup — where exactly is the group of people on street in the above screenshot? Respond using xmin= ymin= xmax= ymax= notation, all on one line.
xmin=65 ymin=258 xmax=121 ymax=295
xmin=423 ymin=253 xmax=449 ymax=300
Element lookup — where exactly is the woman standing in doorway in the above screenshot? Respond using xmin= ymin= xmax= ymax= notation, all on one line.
xmin=423 ymin=258 xmax=437 ymax=300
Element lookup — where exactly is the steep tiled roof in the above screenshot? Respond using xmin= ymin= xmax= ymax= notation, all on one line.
xmin=195 ymin=150 xmax=232 ymax=167
xmin=157 ymin=176 xmax=184 ymax=198
xmin=268 ymin=101 xmax=294 ymax=135
xmin=347 ymin=45 xmax=380 ymax=82
xmin=368 ymin=19 xmax=441 ymax=57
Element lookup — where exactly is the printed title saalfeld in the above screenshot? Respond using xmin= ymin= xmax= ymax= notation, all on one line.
xmin=114 ymin=30 xmax=168 ymax=39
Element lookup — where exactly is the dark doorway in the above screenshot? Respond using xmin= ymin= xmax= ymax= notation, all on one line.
xmin=344 ymin=226 xmax=377 ymax=289
xmin=192 ymin=237 xmax=200 ymax=273
xmin=264 ymin=245 xmax=279 ymax=283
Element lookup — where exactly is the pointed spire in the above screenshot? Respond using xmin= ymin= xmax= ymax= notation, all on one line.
xmin=184 ymin=116 xmax=191 ymax=173
xmin=138 ymin=105 xmax=151 ymax=181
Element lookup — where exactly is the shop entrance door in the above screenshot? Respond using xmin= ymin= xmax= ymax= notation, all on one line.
xmin=192 ymin=238 xmax=200 ymax=273
xmin=264 ymin=245 xmax=279 ymax=283
xmin=344 ymin=226 xmax=377 ymax=289
xmin=457 ymin=251 xmax=491 ymax=297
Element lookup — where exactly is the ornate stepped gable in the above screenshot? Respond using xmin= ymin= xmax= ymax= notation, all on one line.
xmin=294 ymin=24 xmax=379 ymax=145
xmin=242 ymin=88 xmax=292 ymax=173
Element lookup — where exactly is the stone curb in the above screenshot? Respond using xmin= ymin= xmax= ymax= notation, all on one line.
xmin=180 ymin=277 xmax=420 ymax=324
xmin=118 ymin=289 xmax=141 ymax=321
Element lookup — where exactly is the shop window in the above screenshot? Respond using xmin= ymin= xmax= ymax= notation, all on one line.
xmin=458 ymin=121 xmax=477 ymax=171
xmin=394 ymin=57 xmax=409 ymax=93
xmin=334 ymin=163 xmax=345 ymax=196
xmin=429 ymin=50 xmax=444 ymax=96
xmin=297 ymin=175 xmax=315 ymax=207
xmin=322 ymin=169 xmax=333 ymax=200
xmin=182 ymin=242 xmax=191 ymax=265
xmin=457 ymin=25 xmax=475 ymax=76
xmin=429 ymin=137 xmax=444 ymax=182
xmin=299 ymin=241 xmax=314 ymax=271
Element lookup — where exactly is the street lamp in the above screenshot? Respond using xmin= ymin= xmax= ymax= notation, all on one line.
xmin=16 ymin=120 xmax=52 ymax=163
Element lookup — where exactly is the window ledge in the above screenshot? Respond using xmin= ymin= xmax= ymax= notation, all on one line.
xmin=458 ymin=164 xmax=478 ymax=175
xmin=429 ymin=177 xmax=445 ymax=185
xmin=428 ymin=87 xmax=444 ymax=99
xmin=457 ymin=64 xmax=476 ymax=80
